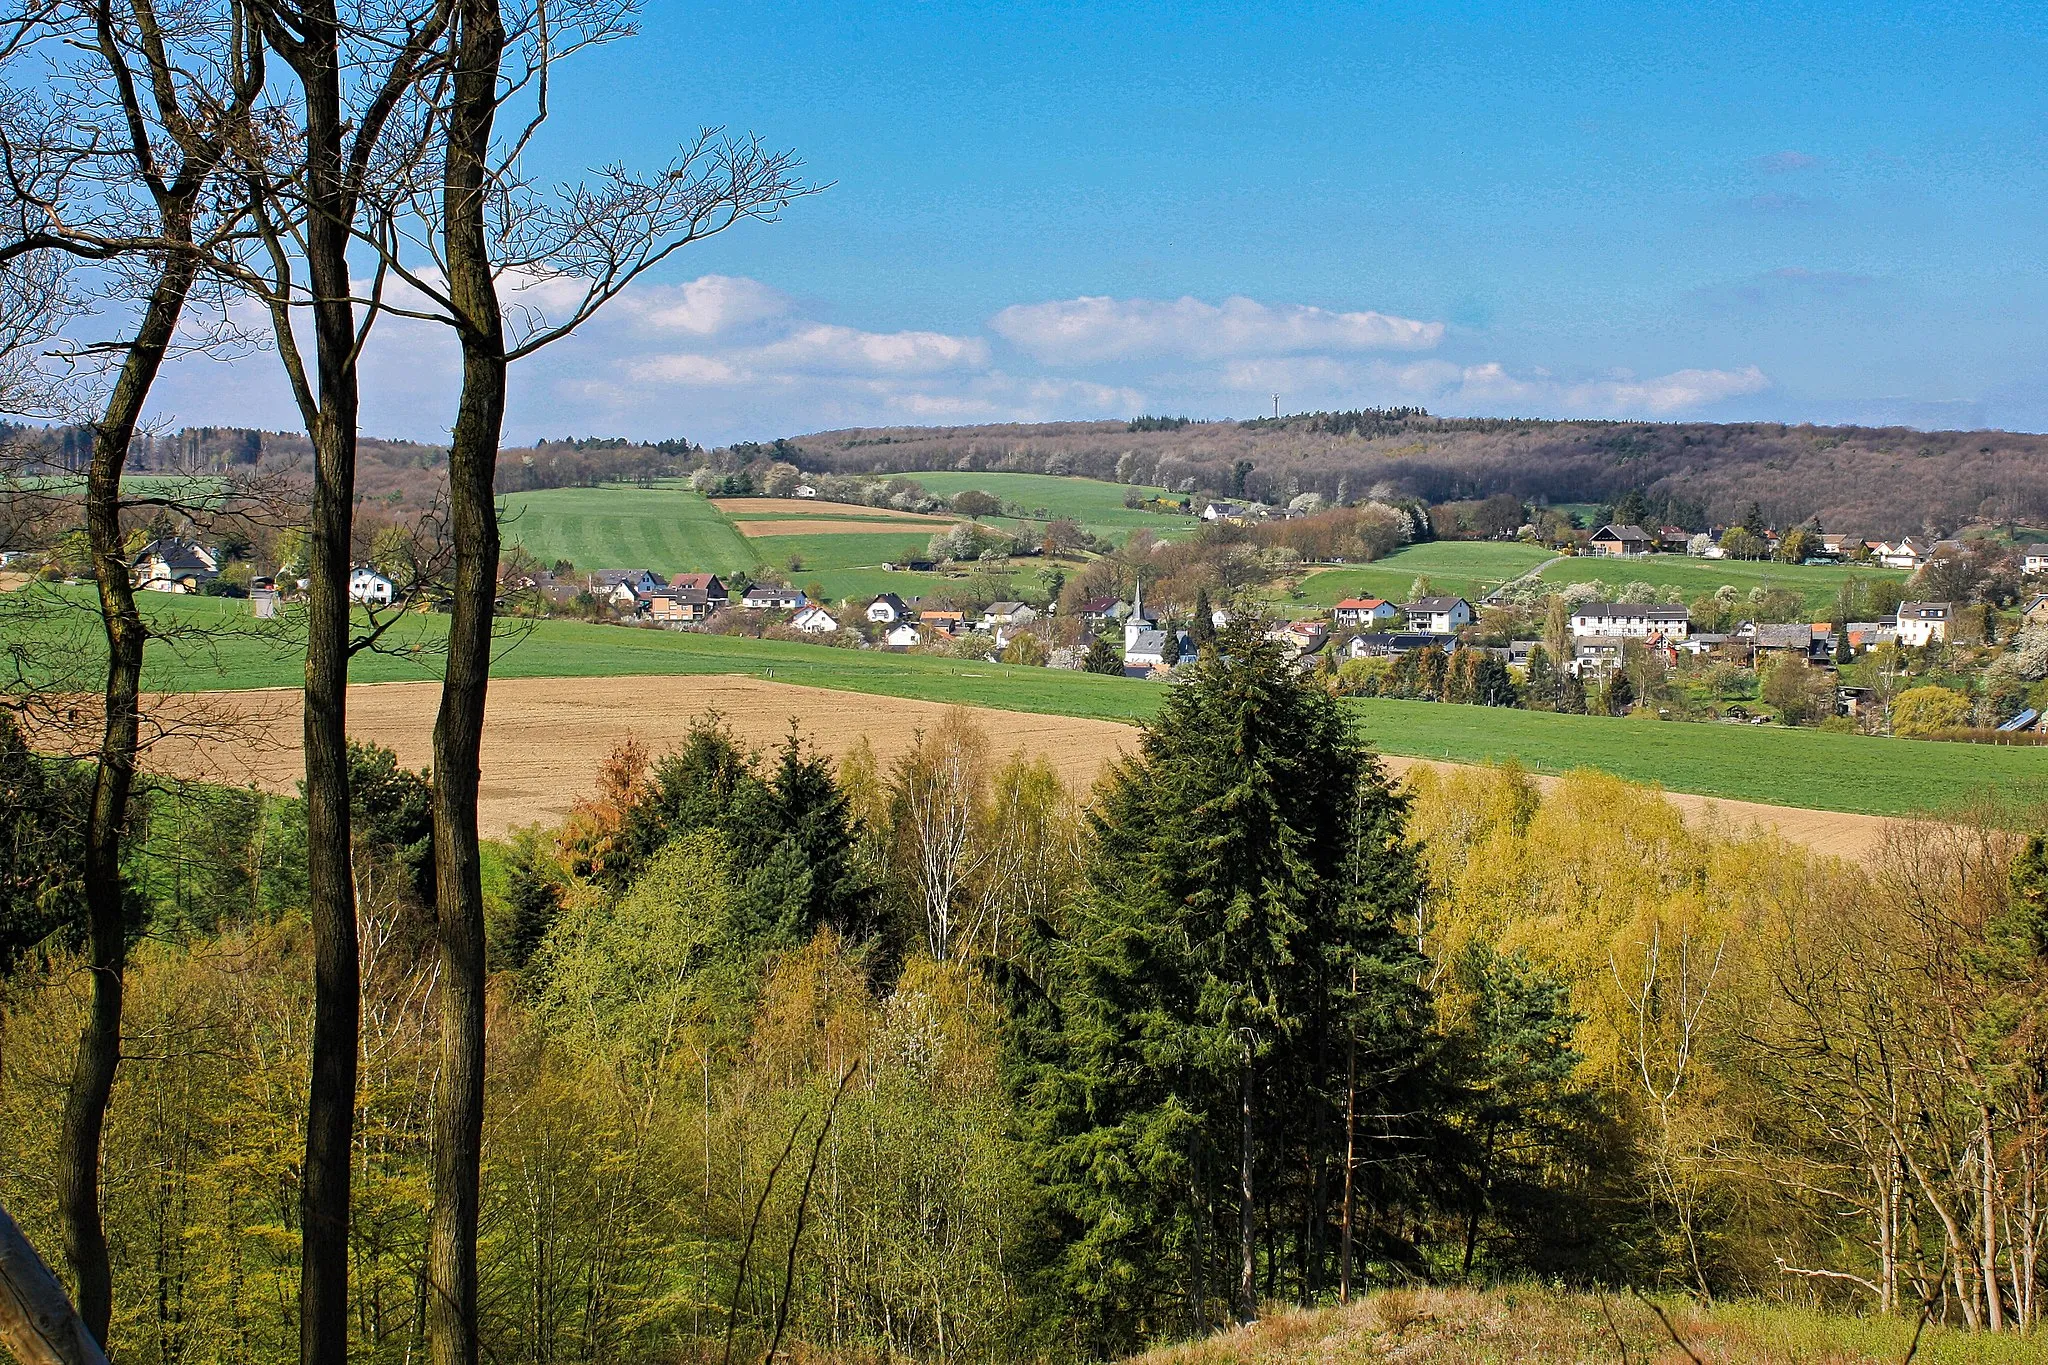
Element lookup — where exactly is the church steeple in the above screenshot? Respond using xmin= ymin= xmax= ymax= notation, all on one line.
xmin=1124 ymin=577 xmax=1154 ymax=653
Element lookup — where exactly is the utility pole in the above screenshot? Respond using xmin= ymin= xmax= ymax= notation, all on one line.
xmin=1272 ymin=393 xmax=1280 ymax=420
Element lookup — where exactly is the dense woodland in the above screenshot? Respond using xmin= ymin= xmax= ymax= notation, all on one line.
xmin=4 ymin=623 xmax=2045 ymax=1363
xmin=783 ymin=414 xmax=2048 ymax=539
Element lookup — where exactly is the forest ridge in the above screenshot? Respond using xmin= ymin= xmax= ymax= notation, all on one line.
xmin=780 ymin=413 xmax=2048 ymax=539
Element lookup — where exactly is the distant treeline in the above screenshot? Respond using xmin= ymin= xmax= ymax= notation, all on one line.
xmin=779 ymin=414 xmax=2048 ymax=538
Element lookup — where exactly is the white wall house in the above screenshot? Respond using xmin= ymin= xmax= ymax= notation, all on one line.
xmin=866 ymin=593 xmax=909 ymax=624
xmin=2023 ymin=544 xmax=2048 ymax=576
xmin=1331 ymin=598 xmax=1398 ymax=628
xmin=130 ymin=539 xmax=219 ymax=593
xmin=349 ymin=565 xmax=396 ymax=605
xmin=1399 ymin=596 xmax=1473 ymax=633
xmin=1569 ymin=602 xmax=1691 ymax=640
xmin=791 ymin=605 xmax=839 ymax=633
xmin=883 ymin=622 xmax=922 ymax=648
xmin=1894 ymin=601 xmax=1952 ymax=647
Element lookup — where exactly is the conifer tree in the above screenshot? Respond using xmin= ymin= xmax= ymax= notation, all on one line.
xmin=1007 ymin=615 xmax=1431 ymax=1351
xmin=1191 ymin=586 xmax=1216 ymax=647
xmin=1082 ymin=634 xmax=1123 ymax=674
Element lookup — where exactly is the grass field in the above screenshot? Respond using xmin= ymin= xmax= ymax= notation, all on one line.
xmin=907 ymin=470 xmax=1197 ymax=541
xmin=1133 ymin=1286 xmax=2039 ymax=1365
xmin=497 ymin=481 xmax=757 ymax=576
xmin=1538 ymin=553 xmax=1908 ymax=614
xmin=1291 ymin=542 xmax=1554 ymax=607
xmin=18 ymin=587 xmax=2044 ymax=818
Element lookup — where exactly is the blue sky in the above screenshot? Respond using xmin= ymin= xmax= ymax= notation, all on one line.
xmin=154 ymin=0 xmax=2048 ymax=442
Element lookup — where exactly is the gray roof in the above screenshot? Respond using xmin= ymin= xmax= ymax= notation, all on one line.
xmin=1592 ymin=523 xmax=1652 ymax=541
xmin=1754 ymin=624 xmax=1815 ymax=647
xmin=1898 ymin=601 xmax=1952 ymax=619
xmin=1402 ymin=596 xmax=1470 ymax=613
xmin=1574 ymin=601 xmax=1688 ymax=620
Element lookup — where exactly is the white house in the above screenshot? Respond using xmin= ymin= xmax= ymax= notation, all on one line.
xmin=1202 ymin=500 xmax=1248 ymax=524
xmin=1399 ymin=596 xmax=1473 ymax=633
xmin=883 ymin=622 xmax=922 ymax=648
xmin=794 ymin=484 xmax=818 ymax=499
xmin=1588 ymin=524 xmax=1653 ymax=557
xmin=348 ymin=565 xmax=396 ymax=605
xmin=790 ymin=605 xmax=840 ymax=634
xmin=982 ymin=600 xmax=1037 ymax=629
xmin=130 ymin=538 xmax=218 ymax=593
xmin=1894 ymin=601 xmax=1953 ymax=648
xmin=1875 ymin=538 xmax=1931 ymax=570
xmin=866 ymin=593 xmax=910 ymax=624
xmin=1331 ymin=597 xmax=1398 ymax=628
xmin=2022 ymin=544 xmax=2048 ymax=576
xmin=1569 ymin=602 xmax=1690 ymax=641
xmin=742 ymin=584 xmax=806 ymax=611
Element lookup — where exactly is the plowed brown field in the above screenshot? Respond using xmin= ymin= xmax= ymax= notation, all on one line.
xmin=711 ymin=497 xmax=955 ymax=521
xmin=728 ymin=518 xmax=952 ymax=537
xmin=146 ymin=674 xmax=1897 ymax=858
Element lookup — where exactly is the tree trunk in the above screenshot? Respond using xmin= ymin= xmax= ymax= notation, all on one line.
xmin=1238 ymin=1049 xmax=1256 ymax=1323
xmin=294 ymin=12 xmax=364 ymax=1364
xmin=427 ymin=5 xmax=507 ymax=1365
xmin=0 ymin=1203 xmax=110 ymax=1365
xmin=1339 ymin=994 xmax=1356 ymax=1305
xmin=58 ymin=246 xmax=198 ymax=1348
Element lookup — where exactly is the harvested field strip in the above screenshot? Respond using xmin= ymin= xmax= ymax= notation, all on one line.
xmin=731 ymin=517 xmax=956 ymax=537
xmin=152 ymin=675 xmax=1897 ymax=858
xmin=712 ymin=497 xmax=954 ymax=522
xmin=160 ymin=676 xmax=1137 ymax=839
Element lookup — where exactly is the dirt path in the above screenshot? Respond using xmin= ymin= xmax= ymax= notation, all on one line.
xmin=151 ymin=674 xmax=1896 ymax=859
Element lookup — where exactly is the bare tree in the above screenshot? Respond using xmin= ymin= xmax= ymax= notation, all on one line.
xmin=0 ymin=1 xmax=264 ymax=1341
xmin=331 ymin=8 xmax=814 ymax=1358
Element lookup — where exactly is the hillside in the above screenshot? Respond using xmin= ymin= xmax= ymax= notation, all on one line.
xmin=1131 ymin=1288 xmax=2037 ymax=1365
xmin=778 ymin=413 xmax=2048 ymax=538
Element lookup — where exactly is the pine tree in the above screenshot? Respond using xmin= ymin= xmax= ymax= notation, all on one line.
xmin=1082 ymin=633 xmax=1123 ymax=674
xmin=1603 ymin=668 xmax=1635 ymax=716
xmin=1526 ymin=643 xmax=1558 ymax=709
xmin=1191 ymin=586 xmax=1216 ymax=647
xmin=1007 ymin=616 xmax=1432 ymax=1350
xmin=1558 ymin=667 xmax=1588 ymax=715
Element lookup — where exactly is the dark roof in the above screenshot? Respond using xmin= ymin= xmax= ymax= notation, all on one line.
xmin=868 ymin=592 xmax=908 ymax=612
xmin=1402 ymin=596 xmax=1470 ymax=613
xmin=1898 ymin=601 xmax=1952 ymax=620
xmin=133 ymin=538 xmax=215 ymax=574
xmin=1754 ymin=624 xmax=1815 ymax=648
xmin=670 ymin=572 xmax=726 ymax=593
xmin=2024 ymin=544 xmax=2048 ymax=556
xmin=1592 ymin=523 xmax=1652 ymax=542
xmin=1573 ymin=602 xmax=1689 ymax=620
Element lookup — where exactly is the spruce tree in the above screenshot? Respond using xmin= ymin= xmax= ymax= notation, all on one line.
xmin=1082 ymin=633 xmax=1123 ymax=674
xmin=1191 ymin=586 xmax=1216 ymax=647
xmin=1007 ymin=616 xmax=1431 ymax=1350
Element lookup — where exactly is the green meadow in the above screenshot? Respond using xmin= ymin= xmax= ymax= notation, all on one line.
xmin=1290 ymin=541 xmax=1554 ymax=606
xmin=16 ymin=585 xmax=2042 ymax=818
xmin=496 ymin=481 xmax=756 ymax=576
xmin=1536 ymin=553 xmax=1908 ymax=615
xmin=907 ymin=470 xmax=1196 ymax=541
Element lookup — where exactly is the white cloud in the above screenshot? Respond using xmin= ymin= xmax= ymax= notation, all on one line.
xmin=628 ymin=274 xmax=791 ymax=336
xmin=990 ymin=294 xmax=1444 ymax=365
xmin=1453 ymin=362 xmax=1770 ymax=415
xmin=750 ymin=323 xmax=988 ymax=376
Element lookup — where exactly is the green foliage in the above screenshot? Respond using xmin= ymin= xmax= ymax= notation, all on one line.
xmin=0 ymin=713 xmax=90 ymax=965
xmin=1081 ymin=634 xmax=1123 ymax=674
xmin=347 ymin=740 xmax=435 ymax=905
xmin=1007 ymin=618 xmax=1431 ymax=1352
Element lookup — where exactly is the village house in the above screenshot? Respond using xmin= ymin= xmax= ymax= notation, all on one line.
xmin=1338 ymin=631 xmax=1451 ymax=660
xmin=742 ymin=584 xmax=806 ymax=611
xmin=348 ymin=565 xmax=396 ymax=605
xmin=1571 ymin=638 xmax=1624 ymax=677
xmin=1074 ymin=596 xmax=1127 ymax=632
xmin=2023 ymin=544 xmax=2048 ymax=576
xmin=919 ymin=608 xmax=966 ymax=632
xmin=592 ymin=568 xmax=667 ymax=596
xmin=1331 ymin=597 xmax=1399 ymax=628
xmin=1751 ymin=623 xmax=1820 ymax=664
xmin=669 ymin=572 xmax=729 ymax=608
xmin=1588 ymin=523 xmax=1653 ymax=557
xmin=793 ymin=483 xmax=817 ymax=499
xmin=883 ymin=622 xmax=922 ymax=648
xmin=2023 ymin=594 xmax=2048 ymax=627
xmin=866 ymin=593 xmax=910 ymax=624
xmin=130 ymin=538 xmax=219 ymax=593
xmin=982 ymin=601 xmax=1037 ymax=629
xmin=1893 ymin=601 xmax=1952 ymax=648
xmin=645 ymin=586 xmax=714 ymax=623
xmin=1400 ymin=596 xmax=1474 ymax=633
xmin=1658 ymin=526 xmax=1694 ymax=552
xmin=790 ymin=605 xmax=840 ymax=633
xmin=1569 ymin=602 xmax=1690 ymax=641
xmin=1816 ymin=534 xmax=1857 ymax=560
xmin=1873 ymin=538 xmax=1931 ymax=570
